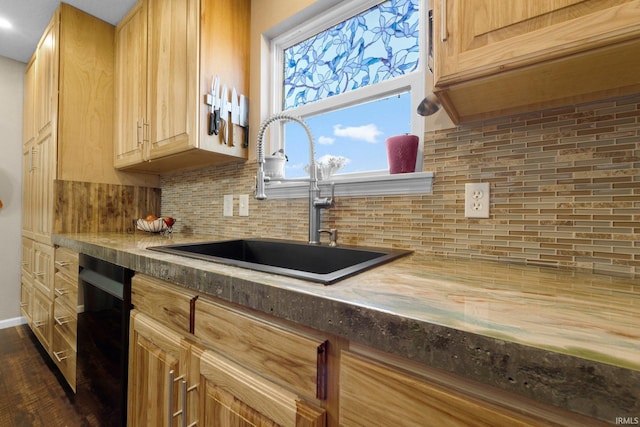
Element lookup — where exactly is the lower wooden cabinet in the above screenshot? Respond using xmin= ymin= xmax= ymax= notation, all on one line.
xmin=128 ymin=309 xmax=326 ymax=427
xmin=128 ymin=311 xmax=185 ymax=427
xmin=128 ymin=273 xmax=606 ymax=427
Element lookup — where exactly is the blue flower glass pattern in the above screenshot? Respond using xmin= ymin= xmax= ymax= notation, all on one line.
xmin=283 ymin=0 xmax=420 ymax=110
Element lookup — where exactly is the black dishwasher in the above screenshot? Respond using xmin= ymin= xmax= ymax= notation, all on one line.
xmin=77 ymin=254 xmax=133 ymax=427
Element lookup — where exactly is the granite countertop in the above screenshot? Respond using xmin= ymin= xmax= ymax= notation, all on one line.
xmin=53 ymin=232 xmax=640 ymax=422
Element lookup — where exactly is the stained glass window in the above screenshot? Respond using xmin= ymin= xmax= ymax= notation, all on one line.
xmin=282 ymin=0 xmax=420 ymax=110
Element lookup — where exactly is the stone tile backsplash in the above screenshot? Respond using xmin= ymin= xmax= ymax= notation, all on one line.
xmin=162 ymin=94 xmax=640 ymax=276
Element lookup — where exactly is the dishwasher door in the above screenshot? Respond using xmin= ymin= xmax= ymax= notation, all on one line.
xmin=77 ymin=254 xmax=133 ymax=427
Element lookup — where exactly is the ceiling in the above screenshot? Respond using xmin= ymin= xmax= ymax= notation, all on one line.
xmin=0 ymin=0 xmax=137 ymax=63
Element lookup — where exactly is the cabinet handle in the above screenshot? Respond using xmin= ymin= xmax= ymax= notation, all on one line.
xmin=168 ymin=370 xmax=175 ymax=427
xmin=136 ymin=120 xmax=142 ymax=146
xmin=33 ymin=271 xmax=45 ymax=277
xmin=53 ymin=350 xmax=70 ymax=362
xmin=54 ymin=260 xmax=70 ymax=268
xmin=54 ymin=315 xmax=72 ymax=326
xmin=169 ymin=371 xmax=187 ymax=426
xmin=33 ymin=320 xmax=46 ymax=328
xmin=441 ymin=0 xmax=448 ymax=42
xmin=142 ymin=119 xmax=151 ymax=162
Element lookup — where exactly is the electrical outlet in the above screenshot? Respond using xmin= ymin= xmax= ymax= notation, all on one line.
xmin=239 ymin=194 xmax=249 ymax=217
xmin=223 ymin=194 xmax=234 ymax=217
xmin=464 ymin=183 xmax=490 ymax=218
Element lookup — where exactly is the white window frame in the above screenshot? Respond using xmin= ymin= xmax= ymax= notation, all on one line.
xmin=263 ymin=0 xmax=434 ymax=198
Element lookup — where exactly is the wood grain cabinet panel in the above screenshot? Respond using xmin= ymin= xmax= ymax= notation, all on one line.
xmin=128 ymin=311 xmax=186 ymax=427
xmin=20 ymin=277 xmax=34 ymax=325
xmin=194 ymin=346 xmax=326 ymax=427
xmin=195 ymin=296 xmax=328 ymax=400
xmin=131 ymin=274 xmax=198 ymax=334
xmin=432 ymin=0 xmax=640 ymax=123
xmin=32 ymin=288 xmax=53 ymax=353
xmin=339 ymin=350 xmax=608 ymax=427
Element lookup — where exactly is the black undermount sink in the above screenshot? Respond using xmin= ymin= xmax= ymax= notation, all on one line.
xmin=147 ymin=238 xmax=412 ymax=285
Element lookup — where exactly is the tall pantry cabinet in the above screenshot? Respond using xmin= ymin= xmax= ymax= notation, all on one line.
xmin=20 ymin=4 xmax=156 ymax=391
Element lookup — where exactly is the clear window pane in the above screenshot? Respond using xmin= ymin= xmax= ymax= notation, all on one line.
xmin=283 ymin=92 xmax=411 ymax=178
xmin=282 ymin=0 xmax=420 ymax=110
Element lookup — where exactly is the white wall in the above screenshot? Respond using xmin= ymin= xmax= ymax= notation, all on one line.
xmin=0 ymin=55 xmax=25 ymax=327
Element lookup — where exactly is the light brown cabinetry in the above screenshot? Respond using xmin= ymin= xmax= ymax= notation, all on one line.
xmin=114 ymin=0 xmax=250 ymax=174
xmin=128 ymin=311 xmax=187 ymax=427
xmin=125 ymin=272 xmax=611 ymax=426
xmin=432 ymin=0 xmax=640 ymax=123
xmin=21 ymin=239 xmax=55 ymax=353
xmin=128 ymin=274 xmax=327 ymax=426
xmin=51 ymin=247 xmax=79 ymax=391
xmin=20 ymin=3 xmax=146 ymax=388
xmin=339 ymin=348 xmax=608 ymax=427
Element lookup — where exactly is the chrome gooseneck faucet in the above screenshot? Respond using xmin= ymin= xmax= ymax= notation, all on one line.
xmin=255 ymin=112 xmax=334 ymax=244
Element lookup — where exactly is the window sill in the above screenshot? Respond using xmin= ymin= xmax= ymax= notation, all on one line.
xmin=264 ymin=171 xmax=434 ymax=199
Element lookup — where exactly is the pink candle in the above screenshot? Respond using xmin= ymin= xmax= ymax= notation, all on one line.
xmin=386 ymin=134 xmax=419 ymax=174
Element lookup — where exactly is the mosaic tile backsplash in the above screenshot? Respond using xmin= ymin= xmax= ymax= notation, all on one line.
xmin=161 ymin=94 xmax=640 ymax=276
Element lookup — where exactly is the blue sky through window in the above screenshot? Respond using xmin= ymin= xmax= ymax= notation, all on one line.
xmin=283 ymin=92 xmax=411 ymax=178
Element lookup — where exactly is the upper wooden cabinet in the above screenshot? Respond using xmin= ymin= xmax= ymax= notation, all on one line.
xmin=432 ymin=0 xmax=640 ymax=123
xmin=114 ymin=0 xmax=251 ymax=173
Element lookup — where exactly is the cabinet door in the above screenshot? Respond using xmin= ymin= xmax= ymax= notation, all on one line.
xmin=22 ymin=145 xmax=35 ymax=238
xmin=20 ymin=277 xmax=34 ymax=324
xmin=434 ymin=0 xmax=640 ymax=84
xmin=146 ymin=0 xmax=198 ymax=159
xmin=32 ymin=288 xmax=53 ymax=353
xmin=32 ymin=133 xmax=55 ymax=242
xmin=34 ymin=16 xmax=58 ymax=137
xmin=128 ymin=311 xmax=186 ymax=427
xmin=23 ymin=58 xmax=36 ymax=146
xmin=32 ymin=242 xmax=54 ymax=299
xmin=196 ymin=348 xmax=326 ymax=427
xmin=114 ymin=0 xmax=148 ymax=169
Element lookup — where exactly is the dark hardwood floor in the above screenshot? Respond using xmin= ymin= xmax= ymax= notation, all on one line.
xmin=0 ymin=324 xmax=104 ymax=426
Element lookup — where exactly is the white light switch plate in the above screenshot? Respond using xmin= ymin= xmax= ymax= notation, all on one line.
xmin=223 ymin=194 xmax=233 ymax=217
xmin=239 ymin=194 xmax=249 ymax=217
xmin=464 ymin=183 xmax=490 ymax=218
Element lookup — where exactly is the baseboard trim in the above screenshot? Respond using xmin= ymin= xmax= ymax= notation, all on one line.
xmin=0 ymin=316 xmax=28 ymax=330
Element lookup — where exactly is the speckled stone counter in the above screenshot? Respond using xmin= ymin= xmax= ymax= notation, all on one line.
xmin=53 ymin=232 xmax=640 ymax=423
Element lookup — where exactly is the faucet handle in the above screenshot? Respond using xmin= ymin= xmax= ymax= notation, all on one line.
xmin=314 ymin=182 xmax=335 ymax=209
xmin=318 ymin=228 xmax=338 ymax=246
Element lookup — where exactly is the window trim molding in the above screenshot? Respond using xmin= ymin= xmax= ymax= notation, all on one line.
xmin=262 ymin=0 xmax=432 ymax=197
xmin=264 ymin=171 xmax=435 ymax=199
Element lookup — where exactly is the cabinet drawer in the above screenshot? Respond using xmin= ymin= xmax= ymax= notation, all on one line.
xmin=54 ymin=272 xmax=78 ymax=312
xmin=53 ymin=299 xmax=77 ymax=348
xmin=32 ymin=242 xmax=54 ymax=298
xmin=54 ymin=247 xmax=79 ymax=280
xmin=195 ymin=297 xmax=328 ymax=400
xmin=31 ymin=288 xmax=52 ymax=352
xmin=131 ymin=274 xmax=197 ymax=334
xmin=52 ymin=325 xmax=77 ymax=391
